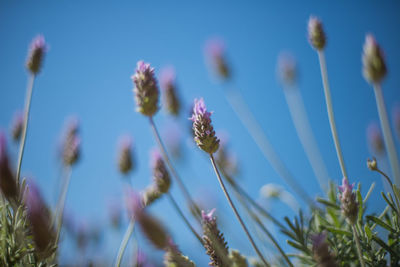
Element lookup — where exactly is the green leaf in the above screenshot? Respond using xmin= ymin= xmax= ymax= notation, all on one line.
xmin=324 ymin=226 xmax=352 ymax=237
xmin=357 ymin=189 xmax=363 ymax=222
xmin=364 ymin=224 xmax=372 ymax=241
xmin=381 ymin=192 xmax=397 ymax=212
xmin=316 ymin=198 xmax=340 ymax=210
xmin=366 ymin=215 xmax=395 ymax=232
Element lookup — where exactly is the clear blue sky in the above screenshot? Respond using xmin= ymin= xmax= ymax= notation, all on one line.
xmin=1 ymin=1 xmax=400 ymax=265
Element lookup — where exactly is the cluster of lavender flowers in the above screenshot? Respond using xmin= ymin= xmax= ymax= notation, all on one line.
xmin=1 ymin=14 xmax=400 ymax=267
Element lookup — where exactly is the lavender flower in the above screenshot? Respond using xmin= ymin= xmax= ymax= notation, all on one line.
xmin=311 ymin=232 xmax=338 ymax=267
xmin=136 ymin=250 xmax=155 ymax=267
xmin=367 ymin=157 xmax=378 ymax=171
xmin=308 ymin=16 xmax=326 ymax=50
xmin=10 ymin=111 xmax=24 ymax=142
xmin=108 ymin=200 xmax=122 ymax=229
xmin=216 ymin=136 xmax=239 ymax=180
xmin=163 ymin=239 xmax=196 ymax=267
xmin=0 ymin=133 xmax=17 ymax=200
xmin=362 ymin=34 xmax=387 ymax=84
xmin=205 ymin=38 xmax=231 ymax=80
xmin=190 ymin=98 xmax=220 ymax=154
xmin=61 ymin=117 xmax=81 ymax=166
xmin=160 ymin=67 xmax=181 ymax=116
xmin=25 ymin=180 xmax=55 ymax=257
xmin=132 ymin=61 xmax=160 ymax=117
xmin=277 ymin=52 xmax=297 ymax=86
xmin=26 ymin=35 xmax=47 ymax=74
xmin=367 ymin=122 xmax=385 ymax=155
xmin=201 ymin=209 xmax=230 ymax=267
xmin=338 ymin=177 xmax=358 ymax=225
xmin=117 ymin=135 xmax=134 ymax=175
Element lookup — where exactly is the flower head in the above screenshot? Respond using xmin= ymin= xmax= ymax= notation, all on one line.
xmin=0 ymin=133 xmax=17 ymax=200
xmin=362 ymin=34 xmax=387 ymax=84
xmin=367 ymin=122 xmax=385 ymax=155
xmin=205 ymin=38 xmax=231 ymax=80
xmin=26 ymin=35 xmax=47 ymax=74
xmin=10 ymin=111 xmax=24 ymax=142
xmin=190 ymin=98 xmax=220 ymax=154
xmin=61 ymin=117 xmax=81 ymax=166
xmin=277 ymin=52 xmax=297 ymax=86
xmin=308 ymin=16 xmax=326 ymax=50
xmin=132 ymin=61 xmax=160 ymax=116
xmin=25 ymin=179 xmax=55 ymax=257
xmin=160 ymin=66 xmax=181 ymax=116
xmin=117 ymin=135 xmax=134 ymax=175
xmin=338 ymin=177 xmax=358 ymax=225
xmin=151 ymin=149 xmax=171 ymax=194
xmin=311 ymin=232 xmax=338 ymax=267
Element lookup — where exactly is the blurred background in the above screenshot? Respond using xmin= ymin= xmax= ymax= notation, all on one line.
xmin=1 ymin=1 xmax=400 ymax=265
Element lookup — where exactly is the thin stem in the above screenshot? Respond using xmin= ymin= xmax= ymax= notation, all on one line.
xmin=317 ymin=51 xmax=347 ymax=179
xmin=375 ymin=168 xmax=400 ymax=215
xmin=209 ymin=154 xmax=270 ymax=267
xmin=225 ymin=87 xmax=314 ymax=207
xmin=351 ymin=224 xmax=366 ymax=267
xmin=16 ymin=74 xmax=36 ymax=185
xmin=166 ymin=192 xmax=203 ymax=245
xmin=232 ymin=183 xmax=293 ymax=267
xmin=373 ymin=83 xmax=400 ymax=186
xmin=283 ymin=86 xmax=330 ymax=194
xmin=55 ymin=166 xmax=72 ymax=245
xmin=148 ymin=117 xmax=200 ymax=221
xmin=115 ymin=219 xmax=136 ymax=267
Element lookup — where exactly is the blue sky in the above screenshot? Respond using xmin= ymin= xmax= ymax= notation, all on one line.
xmin=1 ymin=1 xmax=400 ymax=265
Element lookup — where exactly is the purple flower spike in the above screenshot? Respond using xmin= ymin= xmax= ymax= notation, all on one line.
xmin=160 ymin=66 xmax=181 ymax=116
xmin=132 ymin=60 xmax=160 ymax=117
xmin=0 ymin=133 xmax=17 ymax=200
xmin=10 ymin=111 xmax=24 ymax=142
xmin=338 ymin=177 xmax=358 ymax=225
xmin=190 ymin=98 xmax=220 ymax=154
xmin=308 ymin=16 xmax=326 ymax=50
xmin=311 ymin=231 xmax=338 ymax=267
xmin=26 ymin=35 xmax=47 ymax=74
xmin=277 ymin=52 xmax=297 ymax=86
xmin=362 ymin=34 xmax=387 ymax=84
xmin=205 ymin=38 xmax=230 ymax=79
xmin=311 ymin=232 xmax=327 ymax=248
xmin=367 ymin=122 xmax=385 ymax=155
xmin=117 ymin=135 xmax=134 ymax=175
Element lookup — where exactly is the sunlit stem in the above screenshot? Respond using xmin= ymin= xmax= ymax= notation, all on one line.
xmin=209 ymin=154 xmax=270 ymax=267
xmin=351 ymin=224 xmax=366 ymax=267
xmin=166 ymin=192 xmax=203 ymax=245
xmin=148 ymin=117 xmax=201 ymax=222
xmin=16 ymin=74 xmax=36 ymax=186
xmin=55 ymin=166 xmax=72 ymax=245
xmin=225 ymin=86 xmax=314 ymax=207
xmin=375 ymin=167 xmax=400 ymax=216
xmin=373 ymin=83 xmax=400 ymax=186
xmin=317 ymin=51 xmax=347 ymax=179
xmin=115 ymin=219 xmax=136 ymax=267
xmin=283 ymin=85 xmax=330 ymax=194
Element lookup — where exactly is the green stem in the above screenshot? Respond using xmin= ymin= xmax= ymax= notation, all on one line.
xmin=54 ymin=167 xmax=72 ymax=245
xmin=148 ymin=117 xmax=200 ymax=222
xmin=16 ymin=74 xmax=36 ymax=185
xmin=373 ymin=83 xmax=400 ymax=186
xmin=317 ymin=51 xmax=347 ymax=179
xmin=351 ymin=224 xmax=366 ymax=267
xmin=209 ymin=154 xmax=270 ymax=267
xmin=166 ymin=192 xmax=203 ymax=246
xmin=115 ymin=219 xmax=136 ymax=267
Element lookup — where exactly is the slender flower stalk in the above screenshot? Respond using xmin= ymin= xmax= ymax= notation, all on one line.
xmin=54 ymin=167 xmax=72 ymax=245
xmin=16 ymin=35 xmax=47 ymax=186
xmin=115 ymin=219 xmax=136 ymax=267
xmin=279 ymin=53 xmax=330 ymax=194
xmin=351 ymin=225 xmax=366 ymax=267
xmin=308 ymin=17 xmax=348 ymax=179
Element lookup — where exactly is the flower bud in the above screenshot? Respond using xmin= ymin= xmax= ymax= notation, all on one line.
xmin=25 ymin=180 xmax=55 ymax=257
xmin=190 ymin=98 xmax=220 ymax=154
xmin=277 ymin=52 xmax=297 ymax=87
xmin=0 ymin=133 xmax=17 ymax=200
xmin=367 ymin=157 xmax=378 ymax=171
xmin=61 ymin=118 xmax=81 ymax=166
xmin=151 ymin=150 xmax=171 ymax=194
xmin=367 ymin=122 xmax=385 ymax=155
xmin=308 ymin=16 xmax=326 ymax=50
xmin=26 ymin=35 xmax=47 ymax=74
xmin=117 ymin=135 xmax=134 ymax=175
xmin=161 ymin=67 xmax=181 ymax=116
xmin=132 ymin=61 xmax=160 ymax=117
xmin=338 ymin=177 xmax=358 ymax=225
xmin=362 ymin=34 xmax=387 ymax=84
xmin=10 ymin=111 xmax=24 ymax=142
xmin=311 ymin=232 xmax=338 ymax=267
xmin=205 ymin=38 xmax=231 ymax=80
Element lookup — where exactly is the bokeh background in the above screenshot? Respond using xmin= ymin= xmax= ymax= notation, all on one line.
xmin=1 ymin=1 xmax=400 ymax=265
